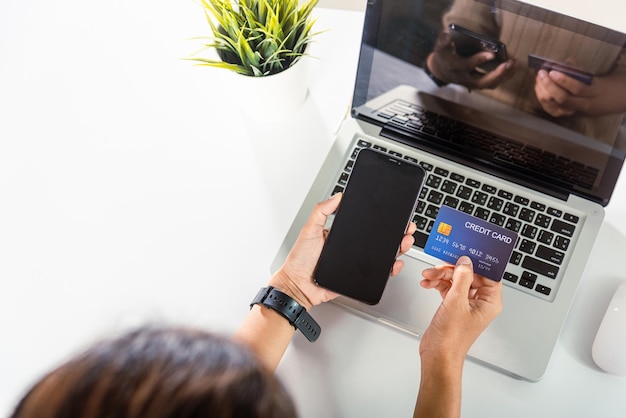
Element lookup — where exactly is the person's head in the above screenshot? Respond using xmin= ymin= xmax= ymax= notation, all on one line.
xmin=11 ymin=325 xmax=297 ymax=418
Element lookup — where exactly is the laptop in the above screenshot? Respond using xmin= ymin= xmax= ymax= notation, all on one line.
xmin=271 ymin=0 xmax=626 ymax=381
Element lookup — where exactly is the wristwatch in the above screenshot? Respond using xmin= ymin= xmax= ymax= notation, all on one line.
xmin=250 ymin=286 xmax=321 ymax=342
xmin=423 ymin=59 xmax=448 ymax=87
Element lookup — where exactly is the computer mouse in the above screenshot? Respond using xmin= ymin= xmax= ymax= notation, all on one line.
xmin=592 ymin=281 xmax=626 ymax=376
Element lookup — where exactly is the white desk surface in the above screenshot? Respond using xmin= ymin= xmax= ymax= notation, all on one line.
xmin=1 ymin=2 xmax=626 ymax=417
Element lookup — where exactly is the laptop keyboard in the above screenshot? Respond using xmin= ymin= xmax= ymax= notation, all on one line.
xmin=329 ymin=138 xmax=583 ymax=302
xmin=379 ymin=99 xmax=599 ymax=190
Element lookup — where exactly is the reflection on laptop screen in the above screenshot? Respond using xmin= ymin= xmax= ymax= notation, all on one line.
xmin=352 ymin=0 xmax=626 ymax=206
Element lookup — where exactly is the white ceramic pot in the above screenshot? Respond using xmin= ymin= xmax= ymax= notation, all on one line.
xmin=228 ymin=56 xmax=310 ymax=121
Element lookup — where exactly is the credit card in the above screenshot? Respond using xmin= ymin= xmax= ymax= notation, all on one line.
xmin=527 ymin=54 xmax=593 ymax=85
xmin=424 ymin=206 xmax=519 ymax=281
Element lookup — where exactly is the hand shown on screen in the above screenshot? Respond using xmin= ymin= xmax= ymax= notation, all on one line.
xmin=534 ymin=68 xmax=626 ymax=117
xmin=426 ymin=32 xmax=516 ymax=90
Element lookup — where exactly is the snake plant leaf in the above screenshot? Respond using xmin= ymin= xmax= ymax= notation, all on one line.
xmin=188 ymin=0 xmax=320 ymax=77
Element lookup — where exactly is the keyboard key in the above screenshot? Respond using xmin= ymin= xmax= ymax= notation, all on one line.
xmin=505 ymin=218 xmax=522 ymax=232
xmin=474 ymin=207 xmax=490 ymax=220
xmin=521 ymin=224 xmax=538 ymax=239
xmin=503 ymin=202 xmax=520 ymax=217
xmin=522 ymin=271 xmax=538 ymax=283
xmin=481 ymin=184 xmax=498 ymax=194
xmin=442 ymin=196 xmax=459 ymax=208
xmin=420 ymin=161 xmax=433 ymax=171
xmin=426 ymin=174 xmax=442 ymax=188
xmin=509 ymin=251 xmax=522 ymax=265
xmin=547 ymin=207 xmax=563 ymax=217
xmin=332 ymin=185 xmax=344 ymax=195
xmin=530 ymin=201 xmax=546 ymax=211
xmin=425 ymin=204 xmax=439 ymax=219
xmin=458 ymin=201 xmax=474 ymax=214
xmin=519 ymin=239 xmax=536 ymax=254
xmin=489 ymin=213 xmax=506 ymax=226
xmin=345 ymin=160 xmax=355 ymax=172
xmin=503 ymin=272 xmax=518 ymax=283
xmin=373 ymin=145 xmax=387 ymax=152
xmin=466 ymin=178 xmax=481 ymax=188
xmin=357 ymin=139 xmax=372 ymax=147
xmin=522 ymin=256 xmax=559 ymax=279
xmin=519 ymin=208 xmax=536 ymax=222
xmin=471 ymin=191 xmax=488 ymax=206
xmin=554 ymin=235 xmax=571 ymax=251
xmin=441 ymin=180 xmax=458 ymax=194
xmin=564 ymin=213 xmax=579 ymax=223
xmin=498 ymin=190 xmax=513 ymax=200
xmin=413 ymin=231 xmax=429 ymax=248
xmin=535 ymin=284 xmax=552 ymax=296
xmin=519 ymin=277 xmax=536 ymax=289
xmin=427 ymin=190 xmax=444 ymax=205
xmin=456 ymin=186 xmax=472 ymax=200
xmin=403 ymin=156 xmax=418 ymax=164
xmin=450 ymin=172 xmax=465 ymax=182
xmin=434 ymin=167 xmax=449 ymax=176
xmin=514 ymin=195 xmax=530 ymax=206
xmin=534 ymin=214 xmax=552 ymax=228
xmin=413 ymin=215 xmax=428 ymax=230
xmin=551 ymin=219 xmax=576 ymax=237
xmin=537 ymin=230 xmax=554 ymax=245
xmin=487 ymin=196 xmax=504 ymax=211
xmin=536 ymin=245 xmax=565 ymax=265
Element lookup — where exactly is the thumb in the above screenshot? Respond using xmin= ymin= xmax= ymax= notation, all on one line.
xmin=448 ymin=256 xmax=474 ymax=297
xmin=310 ymin=193 xmax=342 ymax=227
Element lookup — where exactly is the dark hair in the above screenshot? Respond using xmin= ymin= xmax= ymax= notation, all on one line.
xmin=11 ymin=326 xmax=297 ymax=418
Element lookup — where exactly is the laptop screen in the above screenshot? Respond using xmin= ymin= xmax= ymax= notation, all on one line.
xmin=351 ymin=0 xmax=626 ymax=206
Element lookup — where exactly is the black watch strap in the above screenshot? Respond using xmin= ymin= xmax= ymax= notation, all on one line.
xmin=423 ymin=60 xmax=448 ymax=87
xmin=250 ymin=286 xmax=320 ymax=342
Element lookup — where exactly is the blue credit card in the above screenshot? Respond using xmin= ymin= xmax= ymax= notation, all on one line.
xmin=424 ymin=206 xmax=518 ymax=281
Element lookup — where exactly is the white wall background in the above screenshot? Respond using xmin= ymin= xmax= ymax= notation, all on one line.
xmin=318 ymin=0 xmax=365 ymax=11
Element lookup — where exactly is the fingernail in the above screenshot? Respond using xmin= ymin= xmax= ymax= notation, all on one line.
xmin=457 ymin=256 xmax=472 ymax=266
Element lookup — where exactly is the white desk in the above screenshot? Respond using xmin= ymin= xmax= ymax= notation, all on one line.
xmin=1 ymin=2 xmax=625 ymax=417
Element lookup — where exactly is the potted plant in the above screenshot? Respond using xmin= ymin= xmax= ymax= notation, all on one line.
xmin=188 ymin=0 xmax=321 ymax=118
xmin=190 ymin=0 xmax=320 ymax=77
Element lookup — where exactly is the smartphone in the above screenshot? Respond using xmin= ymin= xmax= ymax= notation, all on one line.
xmin=313 ymin=148 xmax=426 ymax=305
xmin=449 ymin=23 xmax=508 ymax=73
xmin=528 ymin=54 xmax=593 ymax=85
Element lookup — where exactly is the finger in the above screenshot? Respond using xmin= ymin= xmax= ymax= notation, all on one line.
xmin=470 ymin=273 xmax=504 ymax=297
xmin=435 ymin=31 xmax=455 ymax=53
xmin=390 ymin=259 xmax=405 ymax=276
xmin=548 ymin=70 xmax=588 ymax=96
xmin=406 ymin=221 xmax=417 ymax=235
xmin=447 ymin=256 xmax=475 ymax=297
xmin=421 ymin=264 xmax=454 ymax=281
xmin=399 ymin=231 xmax=416 ymax=254
xmin=467 ymin=51 xmax=495 ymax=70
xmin=309 ymin=193 xmax=342 ymax=228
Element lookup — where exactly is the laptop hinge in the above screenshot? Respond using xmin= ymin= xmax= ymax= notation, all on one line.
xmin=379 ymin=125 xmax=572 ymax=202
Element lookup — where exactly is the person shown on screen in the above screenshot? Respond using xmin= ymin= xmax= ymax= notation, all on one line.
xmin=10 ymin=193 xmax=502 ymax=418
xmin=424 ymin=0 xmax=626 ymax=145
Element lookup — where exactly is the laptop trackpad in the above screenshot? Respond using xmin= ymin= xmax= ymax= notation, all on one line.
xmin=333 ymin=253 xmax=442 ymax=338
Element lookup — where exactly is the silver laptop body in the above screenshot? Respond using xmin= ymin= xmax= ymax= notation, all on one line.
xmin=272 ymin=0 xmax=625 ymax=381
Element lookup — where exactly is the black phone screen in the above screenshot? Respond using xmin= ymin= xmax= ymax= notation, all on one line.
xmin=449 ymin=23 xmax=508 ymax=72
xmin=313 ymin=148 xmax=426 ymax=305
